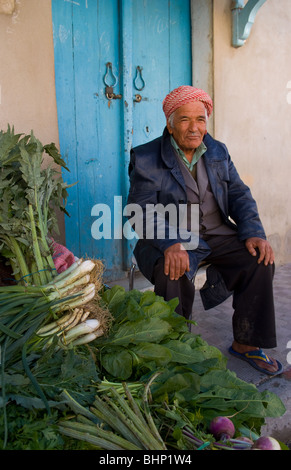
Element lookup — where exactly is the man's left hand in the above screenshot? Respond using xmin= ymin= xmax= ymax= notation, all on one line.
xmin=245 ymin=237 xmax=274 ymax=266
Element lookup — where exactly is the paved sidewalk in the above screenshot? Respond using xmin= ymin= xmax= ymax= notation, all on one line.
xmin=191 ymin=263 xmax=291 ymax=446
xmin=108 ymin=263 xmax=291 ymax=446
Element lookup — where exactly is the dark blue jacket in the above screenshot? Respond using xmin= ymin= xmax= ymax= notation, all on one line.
xmin=127 ymin=128 xmax=266 ymax=306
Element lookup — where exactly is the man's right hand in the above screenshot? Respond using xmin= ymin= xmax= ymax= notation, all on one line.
xmin=164 ymin=243 xmax=190 ymax=280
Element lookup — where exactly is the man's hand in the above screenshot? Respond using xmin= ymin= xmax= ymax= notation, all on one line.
xmin=245 ymin=237 xmax=274 ymax=266
xmin=164 ymin=243 xmax=190 ymax=280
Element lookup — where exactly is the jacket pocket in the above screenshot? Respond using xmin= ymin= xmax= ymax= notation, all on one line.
xmin=199 ymin=264 xmax=233 ymax=310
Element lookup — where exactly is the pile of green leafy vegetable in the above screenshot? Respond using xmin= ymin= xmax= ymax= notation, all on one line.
xmin=0 ymin=125 xmax=69 ymax=285
xmin=0 ymin=285 xmax=287 ymax=450
xmin=0 ymin=347 xmax=100 ymax=450
xmin=92 ymin=286 xmax=285 ymax=433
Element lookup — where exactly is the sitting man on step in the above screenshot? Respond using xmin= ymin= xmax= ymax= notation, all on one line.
xmin=127 ymin=85 xmax=282 ymax=377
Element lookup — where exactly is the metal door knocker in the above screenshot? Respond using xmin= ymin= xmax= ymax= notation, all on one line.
xmin=133 ymin=66 xmax=145 ymax=103
xmin=103 ymin=62 xmax=122 ymax=100
xmin=133 ymin=66 xmax=145 ymax=91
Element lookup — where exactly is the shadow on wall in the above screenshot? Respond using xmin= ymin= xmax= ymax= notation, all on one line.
xmin=284 ymin=228 xmax=291 ymax=263
xmin=268 ymin=230 xmax=291 ymax=266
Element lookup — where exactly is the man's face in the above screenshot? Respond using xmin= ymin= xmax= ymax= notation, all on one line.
xmin=167 ymin=101 xmax=207 ymax=156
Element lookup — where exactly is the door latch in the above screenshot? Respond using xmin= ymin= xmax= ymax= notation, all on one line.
xmin=134 ymin=94 xmax=142 ymax=103
xmin=105 ymin=86 xmax=122 ymax=100
xmin=103 ymin=63 xmax=122 ymax=100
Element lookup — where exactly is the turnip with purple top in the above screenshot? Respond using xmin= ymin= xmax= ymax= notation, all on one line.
xmin=209 ymin=416 xmax=235 ymax=440
xmin=252 ymin=436 xmax=281 ymax=450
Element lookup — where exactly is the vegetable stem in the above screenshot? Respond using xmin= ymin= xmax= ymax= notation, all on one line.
xmin=28 ymin=204 xmax=48 ymax=285
xmin=8 ymin=236 xmax=31 ymax=283
xmin=142 ymin=371 xmax=166 ymax=449
xmin=58 ymin=424 xmax=125 ymax=450
xmin=90 ymin=398 xmax=143 ymax=448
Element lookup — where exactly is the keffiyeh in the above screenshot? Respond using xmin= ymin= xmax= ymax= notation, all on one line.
xmin=163 ymin=85 xmax=213 ymax=120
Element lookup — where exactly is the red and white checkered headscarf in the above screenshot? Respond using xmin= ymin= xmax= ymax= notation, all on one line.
xmin=162 ymin=85 xmax=213 ymax=120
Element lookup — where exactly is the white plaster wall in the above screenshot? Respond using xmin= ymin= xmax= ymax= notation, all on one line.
xmin=0 ymin=0 xmax=65 ymax=241
xmin=213 ymin=0 xmax=291 ymax=264
xmin=0 ymin=0 xmax=58 ymax=145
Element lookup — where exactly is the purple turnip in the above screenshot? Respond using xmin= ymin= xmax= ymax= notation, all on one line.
xmin=209 ymin=416 xmax=235 ymax=440
xmin=252 ymin=436 xmax=281 ymax=450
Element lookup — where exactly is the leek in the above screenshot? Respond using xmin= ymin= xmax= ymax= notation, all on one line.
xmin=70 ymin=329 xmax=104 ymax=346
xmin=59 ymin=319 xmax=100 ymax=343
xmin=0 ymin=258 xmax=108 ymax=368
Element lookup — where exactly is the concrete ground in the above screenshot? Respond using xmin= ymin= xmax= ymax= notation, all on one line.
xmin=108 ymin=262 xmax=291 ymax=447
xmin=191 ymin=263 xmax=291 ymax=447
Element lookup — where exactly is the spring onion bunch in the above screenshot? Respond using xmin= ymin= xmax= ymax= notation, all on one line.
xmin=0 ymin=256 xmax=112 ymax=449
xmin=37 ymin=309 xmax=105 ymax=348
xmin=0 ymin=125 xmax=71 ymax=285
xmin=0 ymin=258 xmax=111 ymax=368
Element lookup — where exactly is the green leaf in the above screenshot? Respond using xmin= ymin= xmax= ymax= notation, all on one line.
xmin=139 ymin=292 xmax=179 ymax=320
xmin=102 ymin=317 xmax=172 ymax=346
xmin=256 ymin=390 xmax=286 ymax=417
xmin=187 ymin=358 xmax=222 ymax=375
xmin=43 ymin=142 xmax=70 ymax=171
xmin=32 ymin=348 xmax=99 ymax=405
xmin=162 ymin=339 xmax=204 ymax=364
xmin=0 ymin=125 xmax=22 ymax=164
xmin=199 ymin=369 xmax=256 ymax=391
xmin=5 ymin=394 xmax=60 ymax=410
xmin=139 ymin=290 xmax=158 ymax=307
xmin=0 ymin=372 xmax=30 ymax=388
xmin=196 ymin=369 xmax=286 ymax=421
xmin=125 ymin=297 xmax=144 ymax=322
xmin=101 ymin=347 xmax=133 ymax=380
xmin=102 ymin=284 xmax=126 ymax=305
xmin=131 ymin=342 xmax=172 ymax=367
xmin=150 ymin=367 xmax=201 ymax=401
xmin=102 ymin=285 xmax=127 ymax=320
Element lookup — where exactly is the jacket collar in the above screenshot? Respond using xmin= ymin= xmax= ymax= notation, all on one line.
xmin=160 ymin=127 xmax=178 ymax=168
xmin=161 ymin=127 xmax=227 ymax=168
xmin=160 ymin=127 xmax=187 ymax=191
xmin=203 ymin=133 xmax=227 ymax=162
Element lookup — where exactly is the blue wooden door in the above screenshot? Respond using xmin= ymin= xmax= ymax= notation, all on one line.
xmin=52 ymin=0 xmax=191 ymax=281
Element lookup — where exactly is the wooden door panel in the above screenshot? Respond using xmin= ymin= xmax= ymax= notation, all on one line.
xmin=132 ymin=0 xmax=192 ymax=146
xmin=52 ymin=0 xmax=124 ymax=278
xmin=52 ymin=0 xmax=191 ymax=280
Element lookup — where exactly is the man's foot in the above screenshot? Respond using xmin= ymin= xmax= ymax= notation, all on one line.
xmin=229 ymin=341 xmax=283 ymax=375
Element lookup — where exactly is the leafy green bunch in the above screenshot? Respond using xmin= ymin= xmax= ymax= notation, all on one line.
xmin=0 ymin=125 xmax=71 ymax=285
xmin=0 ymin=286 xmax=287 ymax=450
xmin=95 ymin=286 xmax=286 ymax=433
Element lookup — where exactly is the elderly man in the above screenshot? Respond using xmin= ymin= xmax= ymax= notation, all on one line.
xmin=127 ymin=85 xmax=282 ymax=376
